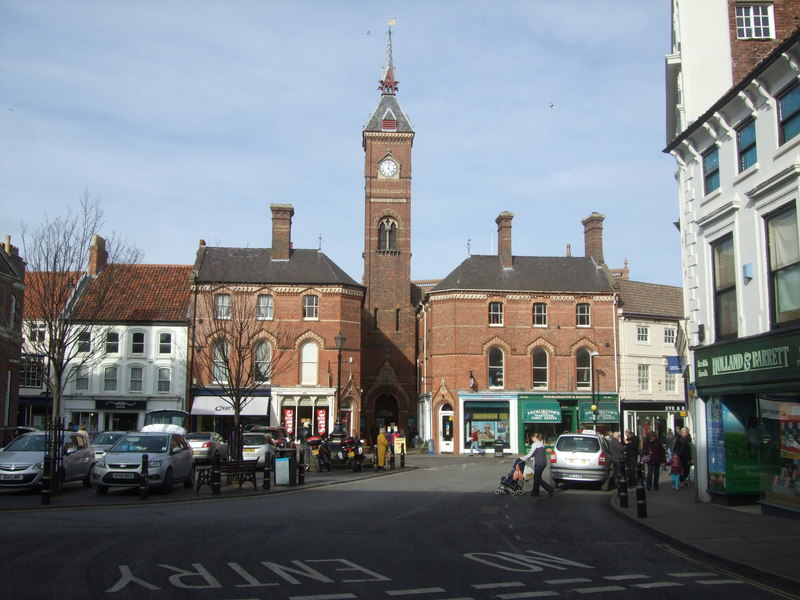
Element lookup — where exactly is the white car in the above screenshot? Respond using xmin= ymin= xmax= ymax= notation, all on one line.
xmin=93 ymin=431 xmax=195 ymax=494
xmin=0 ymin=431 xmax=95 ymax=490
xmin=241 ymin=432 xmax=276 ymax=469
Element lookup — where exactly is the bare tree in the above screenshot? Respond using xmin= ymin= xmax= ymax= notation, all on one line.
xmin=190 ymin=285 xmax=298 ymax=455
xmin=21 ymin=191 xmax=142 ymax=422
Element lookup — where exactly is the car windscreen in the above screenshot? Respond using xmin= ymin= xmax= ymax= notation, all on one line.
xmin=556 ymin=437 xmax=600 ymax=453
xmin=94 ymin=432 xmax=124 ymax=445
xmin=243 ymin=434 xmax=268 ymax=445
xmin=114 ymin=435 xmax=169 ymax=453
xmin=4 ymin=434 xmax=46 ymax=452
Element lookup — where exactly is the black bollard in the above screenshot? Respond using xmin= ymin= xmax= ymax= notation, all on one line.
xmin=635 ymin=463 xmax=647 ymax=518
xmin=211 ymin=452 xmax=221 ymax=495
xmin=139 ymin=454 xmax=149 ymax=500
xmin=40 ymin=451 xmax=52 ymax=506
xmin=263 ymin=459 xmax=271 ymax=491
xmin=389 ymin=449 xmax=395 ymax=470
xmin=400 ymin=446 xmax=405 ymax=468
xmin=618 ymin=460 xmax=629 ymax=508
xmin=298 ymin=459 xmax=305 ymax=485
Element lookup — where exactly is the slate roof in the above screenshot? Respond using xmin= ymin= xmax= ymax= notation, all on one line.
xmin=617 ymin=279 xmax=684 ymax=319
xmin=73 ymin=264 xmax=192 ymax=323
xmin=363 ymin=94 xmax=415 ymax=133
xmin=429 ymin=255 xmax=615 ymax=294
xmin=192 ymin=247 xmax=361 ymax=288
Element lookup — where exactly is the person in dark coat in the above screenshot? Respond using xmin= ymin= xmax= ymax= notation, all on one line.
xmin=624 ymin=429 xmax=640 ymax=484
xmin=673 ymin=427 xmax=693 ymax=487
xmin=642 ymin=431 xmax=666 ymax=490
xmin=520 ymin=432 xmax=555 ymax=498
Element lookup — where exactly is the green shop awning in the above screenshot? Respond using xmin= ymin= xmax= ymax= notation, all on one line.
xmin=579 ymin=401 xmax=619 ymax=423
xmin=522 ymin=400 xmax=562 ymax=423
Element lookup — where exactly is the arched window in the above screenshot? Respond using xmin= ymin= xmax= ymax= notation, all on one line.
xmin=212 ymin=339 xmax=229 ymax=383
xmin=576 ymin=349 xmax=591 ymax=390
xmin=532 ymin=348 xmax=548 ymax=389
xmin=254 ymin=341 xmax=272 ymax=382
xmin=300 ymin=341 xmax=318 ymax=385
xmin=488 ymin=347 xmax=504 ymax=388
xmin=378 ymin=217 xmax=398 ymax=251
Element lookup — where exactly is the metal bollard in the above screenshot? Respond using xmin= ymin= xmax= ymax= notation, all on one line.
xmin=400 ymin=446 xmax=405 ymax=468
xmin=635 ymin=463 xmax=647 ymax=518
xmin=139 ymin=454 xmax=149 ymax=500
xmin=211 ymin=452 xmax=221 ymax=495
xmin=618 ymin=460 xmax=629 ymax=508
xmin=263 ymin=459 xmax=271 ymax=490
xmin=298 ymin=459 xmax=305 ymax=485
xmin=41 ymin=452 xmax=52 ymax=506
xmin=373 ymin=445 xmax=378 ymax=472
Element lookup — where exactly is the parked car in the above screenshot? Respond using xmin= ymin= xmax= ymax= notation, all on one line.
xmin=185 ymin=432 xmax=229 ymax=463
xmin=93 ymin=431 xmax=195 ymax=494
xmin=0 ymin=431 xmax=95 ymax=490
xmin=240 ymin=433 xmax=276 ymax=469
xmin=549 ymin=432 xmax=613 ymax=490
xmin=90 ymin=431 xmax=128 ymax=460
xmin=248 ymin=426 xmax=291 ymax=448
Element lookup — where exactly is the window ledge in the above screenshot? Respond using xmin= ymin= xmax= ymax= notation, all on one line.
xmin=773 ymin=132 xmax=800 ymax=161
xmin=732 ymin=163 xmax=759 ymax=187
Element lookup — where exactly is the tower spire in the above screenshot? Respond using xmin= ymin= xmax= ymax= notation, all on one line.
xmin=378 ymin=16 xmax=399 ymax=95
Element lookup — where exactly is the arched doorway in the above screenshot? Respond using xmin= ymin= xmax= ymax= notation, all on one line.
xmin=374 ymin=394 xmax=398 ymax=431
xmin=439 ymin=403 xmax=454 ymax=453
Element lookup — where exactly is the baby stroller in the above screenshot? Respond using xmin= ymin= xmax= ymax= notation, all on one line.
xmin=495 ymin=457 xmax=526 ymax=496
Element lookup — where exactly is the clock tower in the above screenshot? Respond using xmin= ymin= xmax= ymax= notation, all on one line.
xmin=361 ymin=26 xmax=417 ymax=438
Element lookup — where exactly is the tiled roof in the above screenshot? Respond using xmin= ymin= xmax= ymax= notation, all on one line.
xmin=23 ymin=271 xmax=84 ymax=320
xmin=192 ymin=247 xmax=361 ymax=287
xmin=430 ymin=255 xmax=615 ymax=294
xmin=617 ymin=279 xmax=684 ymax=319
xmin=73 ymin=264 xmax=191 ymax=323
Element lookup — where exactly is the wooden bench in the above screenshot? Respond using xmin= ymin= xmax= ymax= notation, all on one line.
xmin=196 ymin=459 xmax=258 ymax=492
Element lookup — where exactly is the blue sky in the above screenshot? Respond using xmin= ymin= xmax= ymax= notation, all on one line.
xmin=0 ymin=1 xmax=680 ymax=287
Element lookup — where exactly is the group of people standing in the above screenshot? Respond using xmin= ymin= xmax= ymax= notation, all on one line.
xmin=606 ymin=427 xmax=693 ymax=491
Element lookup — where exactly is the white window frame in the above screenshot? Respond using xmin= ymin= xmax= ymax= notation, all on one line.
xmin=665 ymin=370 xmax=676 ymax=393
xmin=637 ymin=364 xmax=650 ymax=392
xmin=637 ymin=325 xmax=650 ymax=343
xmin=254 ymin=341 xmax=272 ymax=382
xmin=256 ymin=294 xmax=274 ymax=320
xmin=104 ymin=366 xmax=118 ymax=392
xmin=488 ymin=347 xmax=504 ymax=389
xmin=303 ymin=295 xmax=319 ymax=320
xmin=576 ymin=303 xmax=590 ymax=327
xmin=735 ymin=4 xmax=774 ymax=39
xmin=129 ymin=366 xmax=143 ymax=393
xmin=664 ymin=327 xmax=676 ymax=345
xmin=74 ymin=367 xmax=89 ymax=392
xmin=157 ymin=367 xmax=171 ymax=393
xmin=158 ymin=332 xmax=172 ymax=355
xmin=532 ymin=348 xmax=548 ymax=390
xmin=300 ymin=341 xmax=318 ymax=385
xmin=533 ymin=302 xmax=547 ymax=327
xmin=130 ymin=331 xmax=145 ymax=355
xmin=215 ymin=293 xmax=231 ymax=320
xmin=105 ymin=331 xmax=119 ymax=354
xmin=488 ymin=302 xmax=504 ymax=326
xmin=212 ymin=340 xmax=229 ymax=383
xmin=77 ymin=331 xmax=91 ymax=353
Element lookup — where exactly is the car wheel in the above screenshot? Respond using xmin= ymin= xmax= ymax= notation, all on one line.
xmin=82 ymin=464 xmax=94 ymax=488
xmin=95 ymin=485 xmax=108 ymax=495
xmin=161 ymin=468 xmax=174 ymax=494
xmin=184 ymin=464 xmax=195 ymax=489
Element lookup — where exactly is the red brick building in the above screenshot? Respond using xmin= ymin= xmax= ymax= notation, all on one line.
xmin=0 ymin=236 xmax=24 ymax=436
xmin=417 ymin=212 xmax=618 ymax=455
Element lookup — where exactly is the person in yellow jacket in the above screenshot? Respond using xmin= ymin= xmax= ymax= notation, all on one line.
xmin=376 ymin=427 xmax=389 ymax=470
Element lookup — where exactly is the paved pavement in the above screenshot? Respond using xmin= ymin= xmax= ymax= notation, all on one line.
xmin=3 ymin=450 xmax=799 ymax=591
xmin=607 ymin=471 xmax=800 ymax=589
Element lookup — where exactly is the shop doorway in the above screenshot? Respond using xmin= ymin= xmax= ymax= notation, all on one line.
xmin=375 ymin=394 xmax=399 ymax=431
xmin=439 ymin=404 xmax=454 ymax=453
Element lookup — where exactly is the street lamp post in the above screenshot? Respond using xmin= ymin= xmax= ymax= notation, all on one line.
xmin=334 ymin=332 xmax=346 ymax=435
xmin=590 ymin=351 xmax=600 ymax=432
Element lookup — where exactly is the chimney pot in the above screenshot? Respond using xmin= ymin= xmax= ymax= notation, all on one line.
xmin=581 ymin=212 xmax=605 ymax=265
xmin=271 ymin=203 xmax=294 ymax=260
xmin=495 ymin=211 xmax=514 ymax=269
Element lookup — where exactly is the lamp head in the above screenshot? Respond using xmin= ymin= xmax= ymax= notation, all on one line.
xmin=334 ymin=332 xmax=346 ymax=350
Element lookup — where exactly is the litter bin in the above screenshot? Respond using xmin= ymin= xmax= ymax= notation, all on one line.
xmin=275 ymin=448 xmax=297 ymax=485
xmin=494 ymin=441 xmax=505 ymax=457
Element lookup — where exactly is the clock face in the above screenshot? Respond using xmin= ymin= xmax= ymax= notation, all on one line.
xmin=379 ymin=159 xmax=398 ymax=177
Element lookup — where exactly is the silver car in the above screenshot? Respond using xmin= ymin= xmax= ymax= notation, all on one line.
xmin=241 ymin=432 xmax=276 ymax=469
xmin=185 ymin=431 xmax=228 ymax=463
xmin=549 ymin=432 xmax=613 ymax=490
xmin=90 ymin=431 xmax=128 ymax=460
xmin=0 ymin=431 xmax=95 ymax=490
xmin=93 ymin=431 xmax=195 ymax=494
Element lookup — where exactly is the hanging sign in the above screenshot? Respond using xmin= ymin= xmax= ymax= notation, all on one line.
xmin=283 ymin=408 xmax=295 ymax=436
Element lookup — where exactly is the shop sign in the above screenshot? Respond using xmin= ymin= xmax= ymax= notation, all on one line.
xmin=695 ymin=329 xmax=800 ymax=391
xmin=578 ymin=401 xmax=619 ymax=423
xmin=95 ymin=399 xmax=147 ymax=411
xmin=316 ymin=408 xmax=327 ymax=436
xmin=521 ymin=400 xmax=561 ymax=423
xmin=283 ymin=408 xmax=294 ymax=435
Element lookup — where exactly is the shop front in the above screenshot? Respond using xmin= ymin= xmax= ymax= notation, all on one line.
xmin=578 ymin=396 xmax=620 ymax=435
xmin=460 ymin=394 xmax=514 ymax=454
xmin=190 ymin=391 xmax=271 ymax=435
xmin=695 ymin=328 xmax=800 ymax=513
xmin=620 ymin=400 xmax=687 ymax=444
xmin=275 ymin=388 xmax=334 ymax=439
xmin=519 ymin=396 xmax=561 ymax=449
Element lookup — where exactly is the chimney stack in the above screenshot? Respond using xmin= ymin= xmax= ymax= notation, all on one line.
xmin=88 ymin=234 xmax=108 ymax=275
xmin=270 ymin=203 xmax=294 ymax=260
xmin=581 ymin=212 xmax=605 ymax=265
xmin=496 ymin=211 xmax=514 ymax=269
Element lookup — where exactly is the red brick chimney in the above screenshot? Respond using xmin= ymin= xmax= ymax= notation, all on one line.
xmin=270 ymin=203 xmax=294 ymax=260
xmin=88 ymin=234 xmax=108 ymax=275
xmin=581 ymin=212 xmax=605 ymax=265
xmin=496 ymin=211 xmax=514 ymax=269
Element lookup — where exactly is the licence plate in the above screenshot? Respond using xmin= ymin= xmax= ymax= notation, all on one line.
xmin=114 ymin=472 xmax=136 ymax=479
xmin=312 ymin=449 xmax=319 ymax=455
xmin=567 ymin=458 xmax=588 ymax=465
xmin=347 ymin=451 xmax=355 ymax=458
xmin=568 ymin=474 xmax=584 ymax=479
xmin=243 ymin=449 xmax=255 ymax=453
xmin=0 ymin=473 xmax=23 ymax=481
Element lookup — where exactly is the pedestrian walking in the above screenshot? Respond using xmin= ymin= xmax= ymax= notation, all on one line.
xmin=376 ymin=427 xmax=389 ymax=470
xmin=521 ymin=432 xmax=554 ymax=498
xmin=606 ymin=431 xmax=625 ymax=486
xmin=469 ymin=427 xmax=485 ymax=456
xmin=669 ymin=452 xmax=683 ymax=489
xmin=673 ymin=427 xmax=693 ymax=487
xmin=642 ymin=431 xmax=666 ymax=490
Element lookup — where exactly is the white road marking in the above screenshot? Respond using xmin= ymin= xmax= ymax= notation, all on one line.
xmin=632 ymin=582 xmax=683 ymax=589
xmin=573 ymin=586 xmax=626 ymax=594
xmin=288 ymin=594 xmax=357 ymax=600
xmin=603 ymin=574 xmax=649 ymax=581
xmin=386 ymin=588 xmax=446 ymax=596
xmin=667 ymin=572 xmax=717 ymax=578
xmin=472 ymin=582 xmax=525 ymax=589
xmin=544 ymin=578 xmax=592 ymax=585
xmin=696 ymin=579 xmax=744 ymax=585
xmin=496 ymin=592 xmax=560 ymax=599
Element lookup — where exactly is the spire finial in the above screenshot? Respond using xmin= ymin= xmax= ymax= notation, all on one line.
xmin=378 ymin=16 xmax=399 ymax=95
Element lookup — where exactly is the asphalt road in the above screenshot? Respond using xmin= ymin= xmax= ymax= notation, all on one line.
xmin=1 ymin=459 xmax=793 ymax=600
